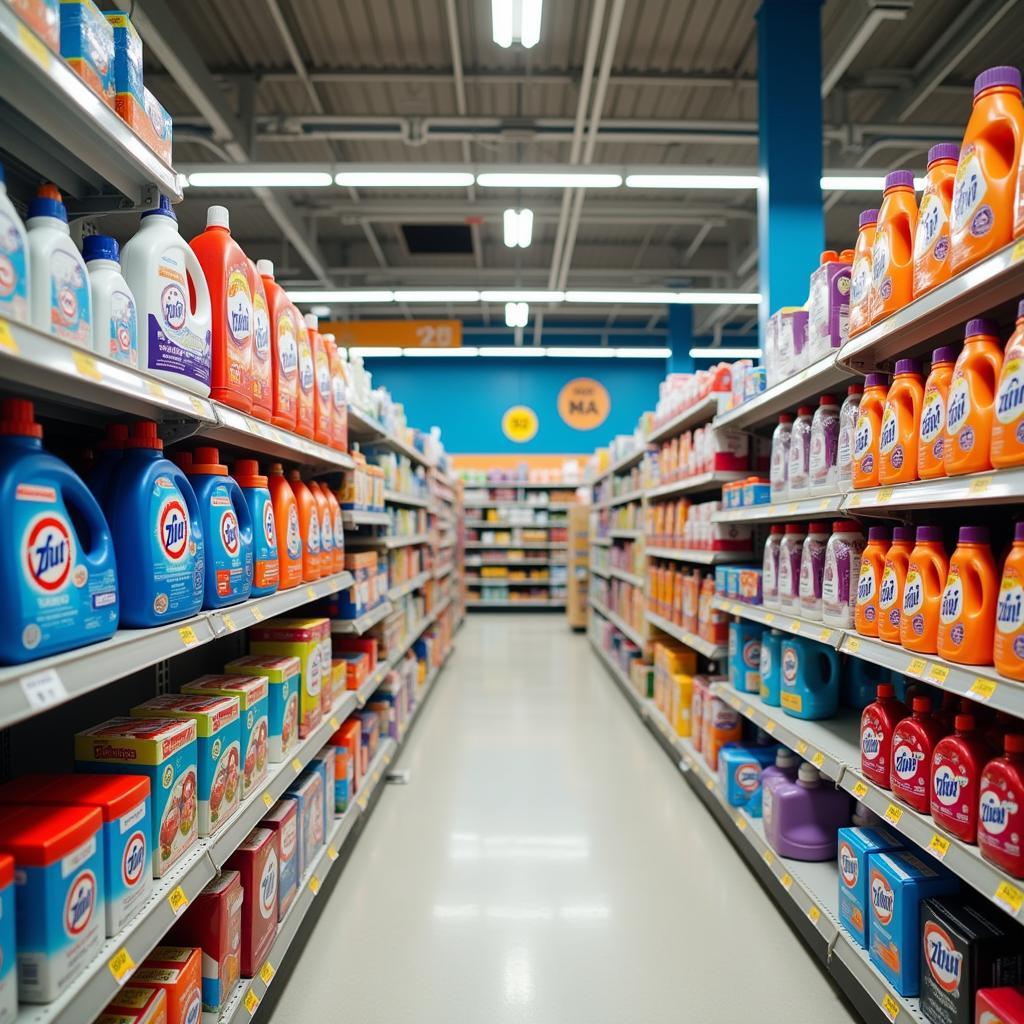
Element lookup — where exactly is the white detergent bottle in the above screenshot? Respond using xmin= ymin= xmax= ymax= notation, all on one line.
xmin=26 ymin=184 xmax=91 ymax=346
xmin=0 ymin=163 xmax=29 ymax=324
xmin=786 ymin=405 xmax=814 ymax=499
xmin=122 ymin=195 xmax=212 ymax=395
xmin=83 ymin=235 xmax=138 ymax=367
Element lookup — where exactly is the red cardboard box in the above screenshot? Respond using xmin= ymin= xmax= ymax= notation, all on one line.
xmin=103 ymin=985 xmax=167 ymax=1024
xmin=332 ymin=719 xmax=364 ymax=792
xmin=261 ymin=799 xmax=298 ymax=920
xmin=133 ymin=946 xmax=201 ymax=1024
xmin=331 ymin=634 xmax=378 ymax=673
xmin=224 ymin=827 xmax=279 ymax=977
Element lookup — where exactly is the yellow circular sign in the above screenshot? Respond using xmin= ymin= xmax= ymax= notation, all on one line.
xmin=502 ymin=405 xmax=539 ymax=443
xmin=558 ymin=377 xmax=611 ymax=430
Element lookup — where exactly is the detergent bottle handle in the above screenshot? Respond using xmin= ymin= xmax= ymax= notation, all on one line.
xmin=960 ymin=559 xmax=981 ymax=619
xmin=61 ymin=469 xmax=115 ymax=569
xmin=228 ymin=477 xmax=253 ymax=538
xmin=981 ymin=343 xmax=1003 ymax=402
xmin=821 ymin=646 xmax=840 ymax=687
xmin=171 ymin=466 xmax=203 ymax=553
xmin=184 ymin=245 xmax=212 ymax=326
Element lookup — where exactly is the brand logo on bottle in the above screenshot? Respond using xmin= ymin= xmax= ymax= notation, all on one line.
xmin=220 ymin=509 xmax=240 ymax=556
xmin=161 ymin=282 xmax=187 ymax=332
xmin=857 ymin=563 xmax=876 ymax=607
xmin=952 ymin=150 xmax=986 ymax=233
xmin=226 ymin=269 xmax=252 ymax=344
xmin=839 ymin=842 xmax=858 ymax=887
xmin=879 ymin=566 xmax=898 ymax=610
xmin=921 ymin=390 xmax=945 ymax=441
xmin=158 ymin=497 xmax=189 ymax=561
xmin=940 ymin=575 xmax=963 ymax=624
xmin=184 ymin=992 xmax=202 ymax=1024
xmin=924 ymin=921 xmax=962 ymax=994
xmin=259 ymin=848 xmax=279 ymax=919
xmin=946 ymin=377 xmax=970 ymax=436
xmin=122 ymin=830 xmax=147 ymax=886
xmin=781 ymin=646 xmax=798 ymax=683
xmin=861 ymin=724 xmax=881 ymax=761
xmin=996 ymin=359 xmax=1024 ymax=424
xmin=997 ymin=579 xmax=1024 ymax=634
xmin=263 ymin=501 xmax=276 ymax=548
xmin=253 ymin=295 xmax=270 ymax=358
xmin=892 ymin=743 xmax=919 ymax=780
xmin=743 ymin=639 xmax=760 ymax=669
xmin=879 ymin=407 xmax=897 ymax=453
xmin=735 ymin=762 xmax=760 ymax=793
xmin=870 ymin=871 xmax=894 ymax=925
xmin=24 ymin=512 xmax=73 ymax=592
xmin=979 ymin=787 xmax=1014 ymax=836
xmin=932 ymin=763 xmax=967 ymax=806
xmin=759 ymin=644 xmax=772 ymax=678
xmin=278 ymin=317 xmax=298 ymax=377
xmin=65 ymin=869 xmax=96 ymax=936
xmin=854 ymin=416 xmax=872 ymax=461
xmin=298 ymin=340 xmax=314 ymax=393
xmin=903 ymin=570 xmax=923 ymax=615
xmin=286 ymin=505 xmax=301 ymax=559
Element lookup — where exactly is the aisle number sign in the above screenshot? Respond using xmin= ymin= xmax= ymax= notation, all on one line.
xmin=324 ymin=320 xmax=461 ymax=348
xmin=502 ymin=406 xmax=538 ymax=443
xmin=558 ymin=377 xmax=611 ymax=431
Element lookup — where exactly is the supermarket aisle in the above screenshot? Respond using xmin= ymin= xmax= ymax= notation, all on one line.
xmin=269 ymin=615 xmax=857 ymax=1024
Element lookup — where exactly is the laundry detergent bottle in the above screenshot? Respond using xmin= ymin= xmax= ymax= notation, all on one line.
xmin=890 ymin=696 xmax=948 ymax=813
xmin=879 ymin=359 xmax=923 ymax=484
xmin=853 ymin=374 xmax=888 ymax=489
xmin=849 ymin=209 xmax=878 ymax=337
xmin=764 ymin=764 xmax=851 ymax=861
xmin=308 ymin=479 xmax=333 ymax=578
xmin=945 ymin=318 xmax=1003 ymax=476
xmin=729 ymin=619 xmax=763 ymax=694
xmin=779 ymin=635 xmax=840 ymax=720
xmin=878 ymin=525 xmax=914 ymax=644
xmin=777 ymin=523 xmax=806 ymax=609
xmin=822 ymin=519 xmax=866 ymax=629
xmin=901 ymin=525 xmax=949 ymax=654
xmin=268 ymin=463 xmax=302 ymax=589
xmin=288 ymin=471 xmax=321 ymax=580
xmin=294 ymin=308 xmax=316 ymax=439
xmin=870 ymin=170 xmax=918 ymax=324
xmin=232 ymin=460 xmax=279 ymax=598
xmin=937 ymin=525 xmax=998 ymax=665
xmin=314 ymin=480 xmax=344 ymax=574
xmin=0 ymin=399 xmax=118 ymax=663
xmin=759 ymin=628 xmax=783 ymax=705
xmin=86 ymin=422 xmax=129 ymax=508
xmin=82 ymin=235 xmax=137 ymax=367
xmin=798 ymin=520 xmax=829 ymax=620
xmin=992 ymin=300 xmax=1024 ymax=468
xmin=913 ymin=143 xmax=959 ymax=297
xmin=26 ymin=184 xmax=90 ymax=346
xmin=121 ymin=196 xmax=212 ymax=396
xmin=951 ymin=66 xmax=1024 ymax=273
xmin=808 ymin=394 xmax=840 ymax=494
xmin=856 ymin=526 xmax=891 ymax=637
xmin=190 ymin=206 xmax=253 ymax=412
xmin=769 ymin=413 xmax=793 ymax=499
xmin=836 ymin=384 xmax=863 ymax=490
xmin=762 ymin=523 xmax=784 ymax=608
xmin=257 ymin=260 xmax=298 ymax=431
xmin=918 ymin=346 xmax=957 ymax=478
xmin=930 ymin=714 xmax=990 ymax=842
xmin=103 ymin=420 xmax=204 ymax=627
xmin=0 ymin=163 xmax=29 ymax=324
xmin=995 ymin=521 xmax=1024 ymax=679
xmin=978 ymin=733 xmax=1024 ymax=876
xmin=860 ymin=683 xmax=909 ymax=789
xmin=304 ymin=315 xmax=333 ymax=447
xmin=786 ymin=405 xmax=813 ymax=498
xmin=247 ymin=259 xmax=272 ymax=421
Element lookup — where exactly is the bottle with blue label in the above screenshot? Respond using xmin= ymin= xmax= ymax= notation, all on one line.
xmin=0 ymin=163 xmax=29 ymax=325
xmin=0 ymin=399 xmax=119 ymax=664
xmin=232 ymin=459 xmax=279 ymax=597
xmin=26 ymin=184 xmax=91 ymax=347
xmin=101 ymin=419 xmax=204 ymax=627
xmin=759 ymin=629 xmax=783 ymax=706
xmin=719 ymin=743 xmax=779 ymax=808
xmin=728 ymin=619 xmax=763 ymax=693
xmin=779 ymin=635 xmax=840 ymax=719
xmin=183 ymin=447 xmax=253 ymax=609
xmin=83 ymin=234 xmax=138 ymax=367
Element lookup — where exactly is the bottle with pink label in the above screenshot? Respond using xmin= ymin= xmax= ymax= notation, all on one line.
xmin=930 ymin=714 xmax=991 ymax=842
xmin=978 ymin=733 xmax=1024 ymax=876
xmin=822 ymin=520 xmax=866 ymax=628
xmin=861 ymin=683 xmax=909 ymax=789
xmin=777 ymin=523 xmax=806 ymax=609
xmin=798 ymin=521 xmax=830 ymax=620
xmin=889 ymin=697 xmax=948 ymax=812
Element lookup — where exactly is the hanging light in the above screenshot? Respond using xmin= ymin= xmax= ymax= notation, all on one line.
xmin=503 ymin=208 xmax=534 ymax=248
xmin=504 ymin=302 xmax=529 ymax=328
xmin=492 ymin=0 xmax=543 ymax=48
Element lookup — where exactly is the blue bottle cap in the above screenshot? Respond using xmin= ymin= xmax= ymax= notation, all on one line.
xmin=141 ymin=194 xmax=177 ymax=221
xmin=27 ymin=184 xmax=67 ymax=223
xmin=82 ymin=234 xmax=120 ymax=264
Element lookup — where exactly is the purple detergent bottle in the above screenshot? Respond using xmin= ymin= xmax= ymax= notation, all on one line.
xmin=764 ymin=764 xmax=852 ymax=861
xmin=748 ymin=748 xmax=800 ymax=818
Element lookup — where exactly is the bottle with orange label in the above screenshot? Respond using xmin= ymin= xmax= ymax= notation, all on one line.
xmin=247 ymin=259 xmax=272 ymax=421
xmin=257 ymin=260 xmax=298 ymax=432
xmin=878 ymin=525 xmax=914 ymax=644
xmin=287 ymin=470 xmax=320 ymax=580
xmin=937 ymin=525 xmax=998 ymax=665
xmin=855 ymin=526 xmax=890 ymax=637
xmin=267 ymin=463 xmax=302 ymax=589
xmin=901 ymin=525 xmax=949 ymax=654
xmin=995 ymin=521 xmax=1024 ymax=679
xmin=912 ymin=144 xmax=959 ymax=298
xmin=879 ymin=358 xmax=923 ymax=484
xmin=324 ymin=333 xmax=349 ymax=453
xmin=189 ymin=206 xmax=253 ymax=412
xmin=918 ymin=346 xmax=957 ymax=478
xmin=848 ymin=209 xmax=878 ymax=337
xmin=302 ymin=314 xmax=333 ymax=447
xmin=951 ymin=66 xmax=1024 ymax=273
xmin=852 ymin=373 xmax=888 ymax=488
xmin=945 ymin=318 xmax=1004 ymax=476
xmin=293 ymin=307 xmax=315 ymax=439
xmin=869 ymin=171 xmax=918 ymax=324
xmin=991 ymin=300 xmax=1024 ymax=467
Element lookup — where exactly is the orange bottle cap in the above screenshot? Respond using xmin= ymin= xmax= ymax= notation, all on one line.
xmin=126 ymin=420 xmax=163 ymax=451
xmin=189 ymin=446 xmax=227 ymax=475
xmin=0 ymin=398 xmax=42 ymax=438
xmin=233 ymin=459 xmax=267 ymax=486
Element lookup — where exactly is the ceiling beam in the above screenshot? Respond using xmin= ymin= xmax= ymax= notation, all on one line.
xmin=820 ymin=1 xmax=910 ymax=98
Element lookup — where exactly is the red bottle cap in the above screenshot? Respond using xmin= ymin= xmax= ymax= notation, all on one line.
xmin=807 ymin=521 xmax=828 ymax=534
xmin=770 ymin=524 xmax=784 ymax=534
xmin=1006 ymin=734 xmax=1024 ymax=754
xmin=846 ymin=383 xmax=863 ymax=396
xmin=126 ymin=420 xmax=163 ymax=450
xmin=100 ymin=423 xmax=129 ymax=450
xmin=834 ymin=520 xmax=861 ymax=532
xmin=233 ymin=459 xmax=267 ymax=487
xmin=877 ymin=683 xmax=895 ymax=698
xmin=955 ymin=714 xmax=975 ymax=732
xmin=0 ymin=398 xmax=42 ymax=438
xmin=796 ymin=405 xmax=813 ymax=416
xmin=784 ymin=523 xmax=805 ymax=534
xmin=189 ymin=446 xmax=227 ymax=475
xmin=268 ymin=462 xmax=285 ymax=476
xmin=819 ymin=394 xmax=836 ymax=406
xmin=912 ymin=696 xmax=931 ymax=713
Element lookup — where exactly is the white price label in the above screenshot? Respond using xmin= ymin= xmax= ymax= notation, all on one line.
xmin=20 ymin=669 xmax=67 ymax=710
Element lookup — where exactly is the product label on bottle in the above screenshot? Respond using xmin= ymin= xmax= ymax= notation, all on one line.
xmin=915 ymin=191 xmax=948 ymax=260
xmin=284 ymin=503 xmax=302 ymax=561
xmin=951 ymin=148 xmax=989 ymax=235
xmin=996 ymin=569 xmax=1024 ymax=640
xmin=978 ymin=781 xmax=1014 ymax=844
xmin=333 ymin=508 xmax=344 ymax=551
xmin=252 ymin=291 xmax=271 ymax=402
xmin=853 ymin=413 xmax=873 ymax=470
xmin=150 ymin=474 xmax=203 ymax=617
xmin=946 ymin=375 xmax=970 ymax=439
xmin=770 ymin=434 xmax=789 ymax=492
xmin=277 ymin=314 xmax=298 ymax=380
xmin=108 ymin=288 xmax=138 ymax=367
xmin=871 ymin=234 xmax=890 ymax=288
xmin=0 ymin=208 xmax=28 ymax=321
xmin=837 ymin=410 xmax=857 ymax=480
xmin=856 ymin=561 xmax=877 ymax=613
xmin=49 ymin=248 xmax=90 ymax=345
xmin=225 ymin=263 xmax=253 ymax=388
xmin=208 ymin=485 xmax=252 ymax=599
xmin=320 ymin=506 xmax=333 ymax=560
xmin=940 ymin=568 xmax=963 ymax=630
xmin=996 ymin=357 xmax=1024 ymax=426
xmin=851 ymin=257 xmax=872 ymax=309
xmin=251 ymin=493 xmax=279 ymax=590
xmin=297 ymin=337 xmax=314 ymax=397
xmin=787 ymin=428 xmax=808 ymax=488
xmin=306 ymin=505 xmax=320 ymax=554
xmin=920 ymin=386 xmax=946 ymax=459
xmin=777 ymin=543 xmax=799 ymax=602
xmin=931 ymin=749 xmax=973 ymax=822
xmin=315 ymin=349 xmax=331 ymax=407
xmin=799 ymin=538 xmax=825 ymax=603
xmin=763 ymin=541 xmax=778 ymax=597
xmin=879 ymin=405 xmax=898 ymax=456
xmin=891 ymin=734 xmax=927 ymax=800
xmin=148 ymin=249 xmax=211 ymax=387
xmin=879 ymin=564 xmax=901 ymax=626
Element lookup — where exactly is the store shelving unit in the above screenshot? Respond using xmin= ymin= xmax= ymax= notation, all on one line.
xmin=843 ymin=467 xmax=1024 ymax=516
xmin=645 ymin=469 xmax=748 ymax=500
xmin=644 ymin=546 xmax=752 ymax=565
xmin=713 ymin=597 xmax=844 ymax=648
xmin=713 ymin=493 xmax=846 ymax=524
xmin=642 ymin=612 xmax=727 ymax=659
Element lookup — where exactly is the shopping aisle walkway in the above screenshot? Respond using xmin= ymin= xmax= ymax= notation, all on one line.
xmin=269 ymin=615 xmax=858 ymax=1024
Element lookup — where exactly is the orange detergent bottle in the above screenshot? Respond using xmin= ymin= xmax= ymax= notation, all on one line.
xmin=317 ymin=480 xmax=344 ymax=573
xmin=189 ymin=206 xmax=253 ymax=412
xmin=951 ymin=66 xmax=1024 ymax=274
xmin=901 ymin=525 xmax=949 ymax=654
xmin=870 ymin=171 xmax=918 ymax=324
xmin=304 ymin=314 xmax=332 ymax=447
xmin=308 ymin=479 xmax=332 ymax=578
xmin=852 ymin=373 xmax=888 ymax=488
xmin=879 ymin=358 xmax=923 ymax=484
xmin=918 ymin=345 xmax=957 ymax=478
xmin=267 ymin=463 xmax=302 ymax=589
xmin=849 ymin=209 xmax=878 ymax=337
xmin=937 ymin=525 xmax=998 ymax=665
xmin=945 ymin=318 xmax=1004 ymax=476
xmin=247 ymin=259 xmax=272 ymax=421
xmin=992 ymin=299 xmax=1024 ymax=467
xmin=913 ymin=144 xmax=959 ymax=298
xmin=293 ymin=306 xmax=315 ymax=439
xmin=324 ymin=333 xmax=349 ymax=453
xmin=257 ymin=260 xmax=298 ymax=432
xmin=878 ymin=525 xmax=914 ymax=644
xmin=856 ymin=526 xmax=891 ymax=637
xmin=288 ymin=470 xmax=320 ymax=580
xmin=995 ymin=521 xmax=1024 ymax=679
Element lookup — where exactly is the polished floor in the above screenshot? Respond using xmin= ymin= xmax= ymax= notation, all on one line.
xmin=269 ymin=614 xmax=858 ymax=1023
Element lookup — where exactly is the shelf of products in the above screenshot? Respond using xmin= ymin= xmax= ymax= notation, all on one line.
xmin=384 ymin=490 xmax=430 ymax=508
xmin=348 ymin=407 xmax=435 ymax=469
xmin=645 ymin=393 xmax=725 ymax=443
xmin=712 ymin=493 xmax=846 ymax=524
xmin=387 ymin=571 xmax=431 ymax=602
xmin=644 ymin=611 xmax=727 ymax=659
xmin=608 ymin=566 xmax=645 ymax=587
xmin=590 ymin=598 xmax=646 ymax=648
xmin=714 ymin=597 xmax=845 ymax=649
xmin=645 ymin=470 xmax=748 ymax=500
xmin=645 ymin=546 xmax=751 ymax=565
xmin=342 ymin=510 xmax=391 ymax=528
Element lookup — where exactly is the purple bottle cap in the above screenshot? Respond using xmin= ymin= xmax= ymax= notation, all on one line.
xmin=859 ymin=209 xmax=879 ymax=228
xmin=864 ymin=372 xmax=888 ymax=388
xmin=868 ymin=526 xmax=891 ymax=542
xmin=1016 ymin=522 xmax=1024 ymax=542
xmin=884 ymin=170 xmax=915 ymax=191
xmin=894 ymin=358 xmax=920 ymax=376
xmin=965 ymin=318 xmax=999 ymax=339
xmin=959 ymin=525 xmax=990 ymax=544
xmin=927 ymin=143 xmax=959 ymax=165
xmin=893 ymin=525 xmax=915 ymax=543
xmin=915 ymin=525 xmax=944 ymax=544
xmin=974 ymin=65 xmax=1022 ymax=97
xmin=932 ymin=345 xmax=957 ymax=364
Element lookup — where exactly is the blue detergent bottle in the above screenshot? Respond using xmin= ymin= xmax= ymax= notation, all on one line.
xmin=86 ymin=422 xmax=129 ymax=507
xmin=232 ymin=459 xmax=278 ymax=598
xmin=185 ymin=447 xmax=253 ymax=608
xmin=779 ymin=635 xmax=840 ymax=719
xmin=728 ymin=619 xmax=763 ymax=693
xmin=103 ymin=420 xmax=204 ymax=627
xmin=842 ymin=655 xmax=893 ymax=709
xmin=759 ymin=629 xmax=783 ymax=705
xmin=0 ymin=399 xmax=118 ymax=663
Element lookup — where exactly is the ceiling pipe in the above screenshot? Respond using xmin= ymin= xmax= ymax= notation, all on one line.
xmin=820 ymin=1 xmax=911 ymax=98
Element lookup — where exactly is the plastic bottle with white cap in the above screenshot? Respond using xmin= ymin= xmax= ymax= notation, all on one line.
xmin=83 ymin=235 xmax=138 ymax=367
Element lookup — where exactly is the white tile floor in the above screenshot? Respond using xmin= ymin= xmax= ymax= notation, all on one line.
xmin=268 ymin=614 xmax=859 ymax=1023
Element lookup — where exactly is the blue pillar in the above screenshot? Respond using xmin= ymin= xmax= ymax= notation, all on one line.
xmin=757 ymin=0 xmax=824 ymax=339
xmin=667 ymin=305 xmax=695 ymax=374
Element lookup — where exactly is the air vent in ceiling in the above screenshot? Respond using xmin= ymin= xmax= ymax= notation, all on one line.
xmin=400 ymin=224 xmax=474 ymax=255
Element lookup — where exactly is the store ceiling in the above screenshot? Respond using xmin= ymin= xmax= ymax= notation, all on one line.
xmin=102 ymin=0 xmax=1023 ymax=339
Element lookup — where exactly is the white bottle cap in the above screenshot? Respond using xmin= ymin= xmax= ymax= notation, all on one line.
xmin=304 ymin=313 xmax=318 ymax=329
xmin=776 ymin=749 xmax=799 ymax=769
xmin=256 ymin=258 xmax=274 ymax=277
xmin=207 ymin=205 xmax=230 ymax=229
xmin=797 ymin=764 xmax=821 ymax=786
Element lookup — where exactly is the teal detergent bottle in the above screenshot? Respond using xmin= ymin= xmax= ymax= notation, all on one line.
xmin=779 ymin=635 xmax=840 ymax=719
xmin=232 ymin=459 xmax=279 ymax=598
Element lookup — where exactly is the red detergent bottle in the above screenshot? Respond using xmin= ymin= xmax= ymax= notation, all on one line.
xmin=861 ymin=683 xmax=909 ymax=789
xmin=890 ymin=696 xmax=948 ymax=813
xmin=930 ymin=714 xmax=991 ymax=842
xmin=978 ymin=733 xmax=1024 ymax=876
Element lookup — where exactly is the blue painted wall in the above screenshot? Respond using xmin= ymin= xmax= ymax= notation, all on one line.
xmin=368 ymin=357 xmax=663 ymax=453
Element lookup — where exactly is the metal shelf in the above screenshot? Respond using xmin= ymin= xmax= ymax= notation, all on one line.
xmin=591 ymin=536 xmax=612 ymax=547
xmin=644 ymin=611 xmax=726 ymax=659
xmin=713 ymin=597 xmax=844 ymax=648
xmin=384 ymin=490 xmax=429 ymax=508
xmin=463 ymin=519 xmax=562 ymax=529
xmin=330 ymin=600 xmax=394 ymax=636
xmin=609 ymin=566 xmax=645 ymax=587
xmin=606 ymin=489 xmax=645 ymax=507
xmin=844 ymin=467 xmax=1024 ymax=517
xmin=387 ymin=571 xmax=430 ymax=602
xmin=838 ymin=237 xmax=1024 ymax=373
xmin=645 ymin=470 xmax=748 ymax=500
xmin=646 ymin=546 xmax=752 ymax=565
xmin=589 ymin=598 xmax=647 ymax=647
xmin=588 ymin=634 xmax=646 ymax=716
xmin=342 ymin=509 xmax=390 ymax=528
xmin=608 ymin=527 xmax=643 ymax=540
xmin=433 ymin=563 xmax=454 ymax=579
xmin=349 ymin=531 xmax=431 ymax=550
xmin=463 ymin=500 xmax=564 ymax=509
xmin=590 ymin=446 xmax=648 ymax=486
xmin=347 ymin=407 xmax=435 ymax=469
xmin=463 ymin=479 xmax=576 ymax=490
xmin=464 ymin=576 xmax=561 ymax=586
xmin=589 ymin=562 xmax=610 ymax=578
xmin=464 ymin=541 xmax=562 ymax=550
xmin=467 ymin=598 xmax=564 ymax=608
xmin=713 ymin=493 xmax=846 ymax=524
xmin=645 ymin=393 xmax=726 ymax=443
xmin=0 ymin=571 xmax=353 ymax=731
xmin=464 ymin=557 xmax=564 ymax=567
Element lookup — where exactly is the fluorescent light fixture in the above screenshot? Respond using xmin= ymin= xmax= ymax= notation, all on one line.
xmin=614 ymin=347 xmax=672 ymax=358
xmin=503 ymin=208 xmax=534 ymax=248
xmin=350 ymin=346 xmax=404 ymax=357
xmin=492 ymin=0 xmax=542 ymax=48
xmin=334 ymin=171 xmax=475 ymax=187
xmin=564 ymin=290 xmax=679 ymax=304
xmin=477 ymin=172 xmax=622 ymax=188
xmin=504 ymin=302 xmax=529 ymax=328
xmin=547 ymin=346 xmax=615 ymax=358
xmin=393 ymin=290 xmax=481 ymax=302
xmin=689 ymin=346 xmax=763 ymax=359
xmin=625 ymin=173 xmax=760 ymax=190
xmin=287 ymin=290 xmax=395 ymax=303
xmin=310 ymin=304 xmax=332 ymax=317
xmin=520 ymin=0 xmax=543 ymax=46
xmin=481 ymin=289 xmax=563 ymax=302
xmin=675 ymin=291 xmax=762 ymax=305
xmin=479 ymin=345 xmax=545 ymax=357
xmin=403 ymin=346 xmax=480 ymax=357
xmin=491 ymin=0 xmax=513 ymax=46
xmin=821 ymin=175 xmax=927 ymax=191
xmin=187 ymin=171 xmax=333 ymax=188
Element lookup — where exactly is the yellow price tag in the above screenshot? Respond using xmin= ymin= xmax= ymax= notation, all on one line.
xmin=327 ymin=845 xmax=339 ymax=862
xmin=262 ymin=791 xmax=273 ymax=809
xmin=852 ymin=780 xmax=868 ymax=799
xmin=72 ymin=350 xmax=102 ymax=381
xmin=819 ymin=627 xmax=833 ymax=642
xmin=781 ymin=872 xmax=793 ymax=890
xmin=108 ymin=946 xmax=135 ymax=983
xmin=969 ymin=475 xmax=992 ymax=495
xmin=167 ymin=885 xmax=188 ymax=915
xmin=846 ymin=636 xmax=861 ymax=653
xmin=144 ymin=379 xmax=167 ymax=399
xmin=763 ymin=849 xmax=775 ymax=866
xmin=797 ymin=740 xmax=809 ymax=755
xmin=291 ymin=757 xmax=303 ymax=773
xmin=244 ymin=989 xmax=260 ymax=1014
xmin=787 ymin=502 xmax=798 ymax=514
xmin=306 ymin=585 xmax=317 ymax=599
xmin=0 ymin=320 xmax=18 ymax=352
xmin=812 ymin=751 xmax=825 ymax=769
xmin=928 ymin=833 xmax=951 ymax=860
xmin=17 ymin=23 xmax=50 ymax=67
xmin=882 ymin=992 xmax=901 ymax=1021
xmin=251 ymin=606 xmax=265 ymax=621
xmin=906 ymin=657 xmax=927 ymax=677
xmin=222 ymin=614 xmax=236 ymax=632
xmin=789 ymin=620 xmax=801 ymax=633
xmin=818 ymin=497 xmax=831 ymax=510
xmin=735 ymin=814 xmax=747 ymax=831
xmin=189 ymin=396 xmax=207 ymax=415
xmin=1013 ymin=237 xmax=1024 ymax=263
xmin=178 ymin=625 xmax=199 ymax=648
xmin=763 ymin=612 xmax=775 ymax=623
xmin=849 ymin=492 xmax=863 ymax=507
xmin=969 ymin=677 xmax=998 ymax=702
xmin=878 ymin=487 xmax=894 ymax=503
xmin=259 ymin=961 xmax=275 ymax=985
xmin=808 ymin=905 xmax=821 ymax=924
xmin=330 ymin=716 xmax=340 ymax=730
xmin=705 ymin=776 xmax=715 ymax=792
xmin=764 ymin=719 xmax=777 ymax=734
xmin=995 ymin=880 xmax=1024 ymax=916
xmin=358 ymin=793 xmax=369 ymax=809
xmin=884 ymin=803 xmax=904 ymax=826
xmin=928 ymin=664 xmax=949 ymax=683
xmin=309 ymin=876 xmax=320 ymax=895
